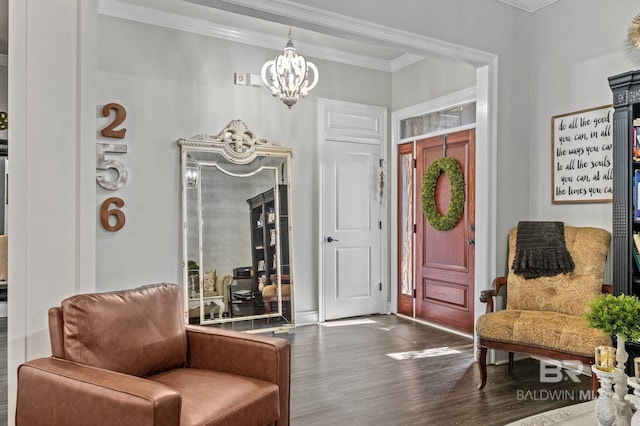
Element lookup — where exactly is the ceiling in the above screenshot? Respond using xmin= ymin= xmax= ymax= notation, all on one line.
xmin=99 ymin=0 xmax=419 ymax=72
xmin=0 ymin=0 xmax=560 ymax=65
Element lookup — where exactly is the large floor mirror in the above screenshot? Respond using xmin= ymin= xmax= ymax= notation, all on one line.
xmin=179 ymin=120 xmax=294 ymax=333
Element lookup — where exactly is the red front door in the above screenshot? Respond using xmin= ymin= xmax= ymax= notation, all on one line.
xmin=415 ymin=129 xmax=475 ymax=333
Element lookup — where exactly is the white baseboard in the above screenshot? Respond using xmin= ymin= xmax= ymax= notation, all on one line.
xmin=295 ymin=310 xmax=318 ymax=326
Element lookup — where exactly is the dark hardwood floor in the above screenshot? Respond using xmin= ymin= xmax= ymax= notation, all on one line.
xmin=0 ymin=315 xmax=591 ymax=425
xmin=286 ymin=315 xmax=590 ymax=426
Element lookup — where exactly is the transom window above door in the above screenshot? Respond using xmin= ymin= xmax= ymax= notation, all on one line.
xmin=400 ymin=101 xmax=476 ymax=139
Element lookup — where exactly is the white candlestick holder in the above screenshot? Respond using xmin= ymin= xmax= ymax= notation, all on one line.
xmin=626 ymin=377 xmax=640 ymax=426
xmin=592 ymin=365 xmax=632 ymax=426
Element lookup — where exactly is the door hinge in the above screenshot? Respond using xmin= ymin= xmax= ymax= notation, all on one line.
xmin=379 ymin=282 xmax=382 ymax=291
xmin=413 ymin=289 xmax=416 ymax=298
xmin=379 ymin=221 xmax=382 ymax=230
xmin=413 ymin=224 xmax=416 ymax=233
xmin=413 ymin=159 xmax=417 ymax=169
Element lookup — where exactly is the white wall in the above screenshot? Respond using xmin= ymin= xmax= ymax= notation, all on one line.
xmin=96 ymin=16 xmax=392 ymax=318
xmin=8 ymin=1 xmax=97 ymax=423
xmin=291 ymin=0 xmax=532 ymax=277
xmin=11 ymin=1 xmax=640 ymax=421
xmin=528 ymin=0 xmax=639 ymax=230
xmin=296 ymin=0 xmax=640 ymax=275
xmin=391 ymin=56 xmax=476 ymax=112
xmin=524 ymin=0 xmax=640 ymax=281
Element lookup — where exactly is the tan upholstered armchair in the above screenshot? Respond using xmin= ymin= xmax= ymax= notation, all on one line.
xmin=476 ymin=226 xmax=612 ymax=394
xmin=188 ymin=269 xmax=233 ymax=319
xmin=16 ymin=283 xmax=290 ymax=426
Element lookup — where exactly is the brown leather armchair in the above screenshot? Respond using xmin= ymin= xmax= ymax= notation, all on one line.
xmin=16 ymin=283 xmax=290 ymax=426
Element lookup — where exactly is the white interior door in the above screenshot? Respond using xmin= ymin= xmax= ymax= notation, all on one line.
xmin=319 ymin=99 xmax=387 ymax=321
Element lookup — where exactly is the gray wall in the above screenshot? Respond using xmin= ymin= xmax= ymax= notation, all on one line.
xmin=526 ymin=0 xmax=640 ymax=280
xmin=291 ymin=0 xmax=533 ymax=278
xmin=96 ymin=15 xmax=392 ymax=318
xmin=294 ymin=0 xmax=639 ymax=276
xmin=391 ymin=57 xmax=476 ymax=112
xmin=95 ymin=1 xmax=640 ymax=318
xmin=528 ymin=0 xmax=639 ymax=230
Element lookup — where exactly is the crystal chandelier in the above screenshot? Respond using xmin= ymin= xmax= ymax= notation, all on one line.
xmin=261 ymin=28 xmax=319 ymax=109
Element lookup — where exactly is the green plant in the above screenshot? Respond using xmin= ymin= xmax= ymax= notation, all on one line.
xmin=188 ymin=260 xmax=199 ymax=276
xmin=585 ymin=294 xmax=640 ymax=340
xmin=421 ymin=156 xmax=465 ymax=232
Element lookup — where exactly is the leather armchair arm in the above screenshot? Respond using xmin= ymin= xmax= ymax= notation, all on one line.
xmin=479 ymin=276 xmax=507 ymax=313
xmin=17 ymin=357 xmax=181 ymax=426
xmin=186 ymin=325 xmax=290 ymax=426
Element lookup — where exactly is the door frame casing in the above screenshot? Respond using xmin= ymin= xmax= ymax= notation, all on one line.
xmin=391 ymin=85 xmax=495 ymax=349
xmin=391 ymin=88 xmax=477 ymax=313
xmin=195 ymin=0 xmax=498 ymax=331
xmin=317 ymin=98 xmax=388 ymax=323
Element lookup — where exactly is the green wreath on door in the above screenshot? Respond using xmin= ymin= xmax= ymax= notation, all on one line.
xmin=421 ymin=157 xmax=465 ymax=231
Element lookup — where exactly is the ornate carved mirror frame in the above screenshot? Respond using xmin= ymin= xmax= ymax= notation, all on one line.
xmin=178 ymin=120 xmax=294 ymax=333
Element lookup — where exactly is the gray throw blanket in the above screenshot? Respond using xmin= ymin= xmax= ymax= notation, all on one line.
xmin=512 ymin=221 xmax=575 ymax=279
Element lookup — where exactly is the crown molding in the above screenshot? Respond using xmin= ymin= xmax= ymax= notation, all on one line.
xmin=99 ymin=0 xmax=495 ymax=70
xmin=99 ymin=0 xmax=423 ymax=72
xmin=390 ymin=54 xmax=425 ymax=73
xmin=497 ymin=0 xmax=559 ymax=13
xmin=186 ymin=0 xmax=495 ymax=67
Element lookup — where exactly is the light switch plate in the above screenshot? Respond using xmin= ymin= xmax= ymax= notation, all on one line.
xmin=247 ymin=73 xmax=263 ymax=87
xmin=234 ymin=73 xmax=246 ymax=86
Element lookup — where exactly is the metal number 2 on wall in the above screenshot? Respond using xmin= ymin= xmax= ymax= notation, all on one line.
xmin=98 ymin=103 xmax=128 ymax=231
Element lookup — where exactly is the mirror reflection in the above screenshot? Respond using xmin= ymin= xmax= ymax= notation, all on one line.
xmin=179 ymin=120 xmax=294 ymax=332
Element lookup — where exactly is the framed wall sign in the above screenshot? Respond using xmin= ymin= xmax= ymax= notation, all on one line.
xmin=551 ymin=105 xmax=613 ymax=204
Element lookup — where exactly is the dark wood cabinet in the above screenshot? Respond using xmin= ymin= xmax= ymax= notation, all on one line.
xmin=608 ymin=71 xmax=640 ymax=377
xmin=609 ymin=70 xmax=640 ymax=297
xmin=247 ymin=185 xmax=290 ymax=311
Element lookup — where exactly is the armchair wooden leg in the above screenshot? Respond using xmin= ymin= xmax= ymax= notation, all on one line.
xmin=478 ymin=346 xmax=488 ymax=389
xmin=508 ymin=352 xmax=514 ymax=373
